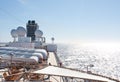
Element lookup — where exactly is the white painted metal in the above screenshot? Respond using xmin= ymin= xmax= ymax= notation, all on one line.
xmin=34 ymin=66 xmax=115 ymax=82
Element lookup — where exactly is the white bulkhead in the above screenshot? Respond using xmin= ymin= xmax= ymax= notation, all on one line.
xmin=46 ymin=44 xmax=57 ymax=52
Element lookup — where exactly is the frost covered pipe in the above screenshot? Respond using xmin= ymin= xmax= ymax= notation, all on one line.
xmin=32 ymin=53 xmax=43 ymax=63
xmin=34 ymin=49 xmax=48 ymax=60
xmin=0 ymin=57 xmax=37 ymax=64
xmin=0 ymin=50 xmax=47 ymax=60
xmin=32 ymin=53 xmax=43 ymax=59
xmin=0 ymin=47 xmax=47 ymax=55
xmin=30 ymin=56 xmax=39 ymax=63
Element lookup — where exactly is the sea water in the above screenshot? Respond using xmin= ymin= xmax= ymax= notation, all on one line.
xmin=57 ymin=43 xmax=120 ymax=80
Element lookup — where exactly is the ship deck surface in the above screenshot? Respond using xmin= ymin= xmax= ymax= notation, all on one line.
xmin=47 ymin=52 xmax=63 ymax=82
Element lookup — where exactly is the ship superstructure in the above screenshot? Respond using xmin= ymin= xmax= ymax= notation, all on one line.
xmin=0 ymin=20 xmax=119 ymax=82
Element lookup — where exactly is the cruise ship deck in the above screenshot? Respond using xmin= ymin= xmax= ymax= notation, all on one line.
xmin=0 ymin=20 xmax=119 ymax=82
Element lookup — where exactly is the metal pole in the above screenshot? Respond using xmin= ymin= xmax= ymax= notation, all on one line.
xmin=10 ymin=53 xmax=14 ymax=65
xmin=60 ymin=76 xmax=61 ymax=82
xmin=87 ymin=66 xmax=88 ymax=72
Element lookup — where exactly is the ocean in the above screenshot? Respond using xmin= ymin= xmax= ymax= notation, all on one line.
xmin=57 ymin=43 xmax=120 ymax=80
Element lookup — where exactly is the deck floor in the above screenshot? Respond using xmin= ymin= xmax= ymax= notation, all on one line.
xmin=47 ymin=52 xmax=63 ymax=82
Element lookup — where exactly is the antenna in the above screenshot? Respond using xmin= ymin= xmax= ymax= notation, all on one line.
xmin=9 ymin=53 xmax=15 ymax=65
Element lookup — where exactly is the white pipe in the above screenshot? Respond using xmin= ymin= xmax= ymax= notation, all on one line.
xmin=0 ymin=57 xmax=37 ymax=64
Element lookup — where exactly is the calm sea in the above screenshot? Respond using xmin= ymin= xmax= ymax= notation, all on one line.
xmin=57 ymin=43 xmax=120 ymax=80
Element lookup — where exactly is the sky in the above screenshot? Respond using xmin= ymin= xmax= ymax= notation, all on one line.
xmin=0 ymin=0 xmax=120 ymax=43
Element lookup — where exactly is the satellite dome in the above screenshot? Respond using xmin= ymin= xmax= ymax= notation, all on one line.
xmin=11 ymin=29 xmax=18 ymax=38
xmin=17 ymin=26 xmax=26 ymax=37
xmin=35 ymin=30 xmax=43 ymax=38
